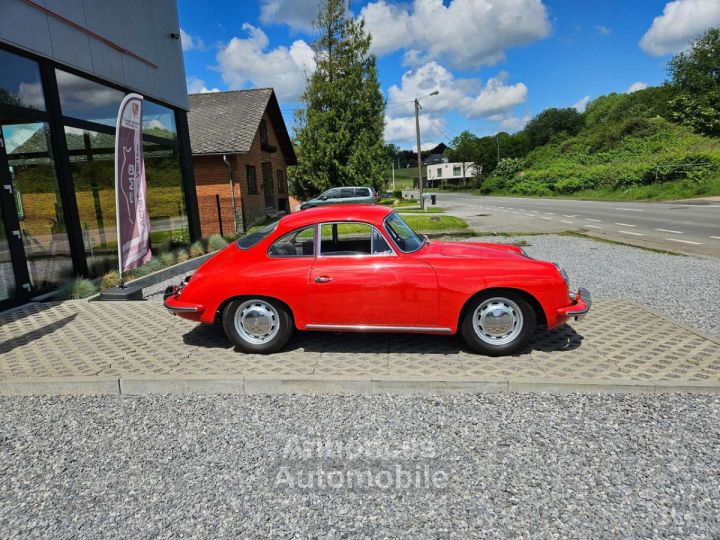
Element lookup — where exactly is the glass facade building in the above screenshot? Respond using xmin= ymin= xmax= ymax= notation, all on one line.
xmin=0 ymin=44 xmax=199 ymax=309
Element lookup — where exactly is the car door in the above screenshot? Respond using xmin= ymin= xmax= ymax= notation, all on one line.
xmin=309 ymin=222 xmax=438 ymax=327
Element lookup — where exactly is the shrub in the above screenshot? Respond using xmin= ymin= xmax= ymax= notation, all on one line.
xmin=176 ymin=249 xmax=190 ymax=263
xmin=57 ymin=277 xmax=97 ymax=300
xmin=392 ymin=189 xmax=402 ymax=199
xmin=189 ymin=240 xmax=205 ymax=258
xmin=99 ymin=271 xmax=119 ymax=290
xmin=159 ymin=252 xmax=177 ymax=267
xmin=145 ymin=257 xmax=164 ymax=273
xmin=206 ymin=234 xmax=229 ymax=252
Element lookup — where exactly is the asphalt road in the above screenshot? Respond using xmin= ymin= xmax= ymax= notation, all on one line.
xmin=435 ymin=193 xmax=720 ymax=257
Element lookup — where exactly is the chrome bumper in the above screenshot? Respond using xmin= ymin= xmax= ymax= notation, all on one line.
xmin=566 ymin=287 xmax=592 ymax=320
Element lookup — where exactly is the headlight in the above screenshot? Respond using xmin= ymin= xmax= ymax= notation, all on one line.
xmin=553 ymin=263 xmax=570 ymax=289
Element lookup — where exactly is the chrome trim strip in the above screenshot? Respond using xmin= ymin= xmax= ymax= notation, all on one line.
xmin=164 ymin=304 xmax=199 ymax=313
xmin=306 ymin=324 xmax=452 ymax=333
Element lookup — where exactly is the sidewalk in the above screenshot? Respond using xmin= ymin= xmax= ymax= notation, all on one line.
xmin=1 ymin=296 xmax=718 ymax=395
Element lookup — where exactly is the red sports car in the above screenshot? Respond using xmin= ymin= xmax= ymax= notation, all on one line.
xmin=164 ymin=205 xmax=590 ymax=356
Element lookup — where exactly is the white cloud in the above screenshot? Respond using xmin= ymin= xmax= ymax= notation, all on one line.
xmin=180 ymin=28 xmax=205 ymax=52
xmin=387 ymin=62 xmax=528 ymax=119
xmin=640 ymin=0 xmax=720 ymax=56
xmin=216 ymin=24 xmax=316 ymax=102
xmin=360 ymin=0 xmax=551 ymax=68
xmin=17 ymin=82 xmax=44 ymax=109
xmin=187 ymin=77 xmax=220 ymax=94
xmin=260 ymin=0 xmax=318 ymax=33
xmin=494 ymin=113 xmax=532 ymax=132
xmin=595 ymin=25 xmax=611 ymax=35
xmin=383 ymin=114 xmax=447 ymax=147
xmin=573 ymin=95 xmax=590 ymax=112
xmin=626 ymin=81 xmax=648 ymax=93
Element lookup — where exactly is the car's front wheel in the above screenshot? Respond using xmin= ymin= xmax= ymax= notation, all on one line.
xmin=460 ymin=292 xmax=536 ymax=356
xmin=222 ymin=298 xmax=293 ymax=353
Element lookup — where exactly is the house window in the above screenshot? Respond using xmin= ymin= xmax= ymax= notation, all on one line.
xmin=259 ymin=119 xmax=269 ymax=145
xmin=437 ymin=168 xmax=442 ymax=177
xmin=453 ymin=165 xmax=461 ymax=176
xmin=246 ymin=164 xmax=258 ymax=194
xmin=277 ymin=169 xmax=286 ymax=193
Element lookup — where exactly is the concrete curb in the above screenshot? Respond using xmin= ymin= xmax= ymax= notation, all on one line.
xmin=1 ymin=375 xmax=718 ymax=396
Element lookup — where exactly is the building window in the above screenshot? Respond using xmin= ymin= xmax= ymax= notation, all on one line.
xmin=453 ymin=165 xmax=461 ymax=176
xmin=437 ymin=167 xmax=442 ymax=177
xmin=56 ymin=69 xmax=125 ymax=127
xmin=64 ymin=127 xmax=188 ymax=276
xmin=246 ymin=165 xmax=258 ymax=194
xmin=259 ymin=119 xmax=269 ymax=145
xmin=0 ymin=48 xmax=45 ymax=110
xmin=277 ymin=169 xmax=286 ymax=193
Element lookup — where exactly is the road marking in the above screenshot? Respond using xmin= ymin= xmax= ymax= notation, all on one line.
xmin=614 ymin=207 xmax=644 ymax=212
xmin=562 ymin=214 xmax=577 ymax=218
xmin=586 ymin=218 xmax=602 ymax=222
xmin=615 ymin=222 xmax=636 ymax=227
xmin=560 ymin=220 xmax=575 ymax=224
xmin=710 ymin=236 xmax=720 ymax=240
xmin=544 ymin=212 xmax=555 ymax=215
xmin=655 ymin=228 xmax=683 ymax=234
xmin=618 ymin=230 xmax=644 ymax=236
xmin=666 ymin=238 xmax=702 ymax=245
xmin=585 ymin=225 xmax=602 ymax=229
xmin=540 ymin=216 xmax=553 ymax=220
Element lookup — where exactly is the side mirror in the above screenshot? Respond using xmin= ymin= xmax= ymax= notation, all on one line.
xmin=320 ymin=196 xmax=328 ymax=201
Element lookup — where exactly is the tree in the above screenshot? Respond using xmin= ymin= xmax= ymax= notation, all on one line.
xmin=668 ymin=27 xmax=720 ymax=137
xmin=524 ymin=107 xmax=585 ymax=149
xmin=289 ymin=0 xmax=387 ymax=199
xmin=445 ymin=131 xmax=480 ymax=184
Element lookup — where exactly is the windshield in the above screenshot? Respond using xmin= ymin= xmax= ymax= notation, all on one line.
xmin=236 ymin=220 xmax=279 ymax=249
xmin=384 ymin=212 xmax=425 ymax=253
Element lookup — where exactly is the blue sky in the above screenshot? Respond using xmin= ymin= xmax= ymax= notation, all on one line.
xmin=178 ymin=0 xmax=720 ymax=149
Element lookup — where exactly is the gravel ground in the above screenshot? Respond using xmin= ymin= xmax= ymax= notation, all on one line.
xmin=1 ymin=393 xmax=718 ymax=538
xmin=471 ymin=235 xmax=720 ymax=338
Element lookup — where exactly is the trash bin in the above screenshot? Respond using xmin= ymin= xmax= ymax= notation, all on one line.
xmin=431 ymin=194 xmax=437 ymax=205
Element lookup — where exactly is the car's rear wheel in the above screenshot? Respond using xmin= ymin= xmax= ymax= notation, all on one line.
xmin=222 ymin=298 xmax=292 ymax=354
xmin=460 ymin=292 xmax=536 ymax=356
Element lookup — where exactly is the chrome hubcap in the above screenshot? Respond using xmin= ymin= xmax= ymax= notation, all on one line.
xmin=473 ymin=297 xmax=523 ymax=346
xmin=234 ymin=300 xmax=279 ymax=345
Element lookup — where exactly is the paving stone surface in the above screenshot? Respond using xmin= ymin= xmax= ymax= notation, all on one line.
xmin=1 ymin=298 xmax=718 ymax=384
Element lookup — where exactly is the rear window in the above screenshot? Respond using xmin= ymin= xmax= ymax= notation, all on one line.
xmin=355 ymin=188 xmax=371 ymax=196
xmin=236 ymin=220 xmax=279 ymax=249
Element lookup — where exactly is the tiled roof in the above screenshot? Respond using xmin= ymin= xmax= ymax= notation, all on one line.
xmin=187 ymin=89 xmax=297 ymax=164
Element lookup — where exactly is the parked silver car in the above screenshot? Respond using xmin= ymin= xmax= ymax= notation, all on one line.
xmin=300 ymin=186 xmax=377 ymax=210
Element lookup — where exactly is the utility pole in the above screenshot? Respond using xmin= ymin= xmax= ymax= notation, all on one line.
xmin=414 ymin=97 xmax=424 ymax=210
xmin=392 ymin=163 xmax=395 ymax=191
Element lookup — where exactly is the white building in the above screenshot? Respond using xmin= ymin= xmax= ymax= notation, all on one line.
xmin=426 ymin=162 xmax=479 ymax=185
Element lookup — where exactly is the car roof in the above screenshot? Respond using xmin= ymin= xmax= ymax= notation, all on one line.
xmin=277 ymin=204 xmax=393 ymax=230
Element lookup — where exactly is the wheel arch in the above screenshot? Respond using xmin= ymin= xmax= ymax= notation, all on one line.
xmin=458 ymin=287 xmax=548 ymax=329
xmin=215 ymin=294 xmax=297 ymax=327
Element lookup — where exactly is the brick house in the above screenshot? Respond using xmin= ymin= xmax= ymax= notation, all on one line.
xmin=188 ymin=89 xmax=297 ymax=236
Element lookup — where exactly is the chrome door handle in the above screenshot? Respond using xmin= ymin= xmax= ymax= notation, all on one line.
xmin=314 ymin=276 xmax=333 ymax=283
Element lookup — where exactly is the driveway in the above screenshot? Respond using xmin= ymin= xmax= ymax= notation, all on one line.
xmin=434 ymin=192 xmax=720 ymax=257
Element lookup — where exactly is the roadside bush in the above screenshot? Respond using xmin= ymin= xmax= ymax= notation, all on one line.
xmin=392 ymin=190 xmax=402 ymax=199
xmin=207 ymin=234 xmax=229 ymax=252
xmin=57 ymin=277 xmax=97 ymax=300
xmin=189 ymin=240 xmax=205 ymax=258
xmin=99 ymin=271 xmax=119 ymax=290
xmin=176 ymin=249 xmax=190 ymax=263
xmin=159 ymin=252 xmax=177 ymax=267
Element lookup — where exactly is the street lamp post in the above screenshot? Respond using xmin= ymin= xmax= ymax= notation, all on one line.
xmin=414 ymin=90 xmax=439 ymax=210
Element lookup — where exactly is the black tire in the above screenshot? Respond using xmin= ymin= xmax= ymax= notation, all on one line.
xmin=222 ymin=298 xmax=293 ymax=354
xmin=460 ymin=292 xmax=536 ymax=356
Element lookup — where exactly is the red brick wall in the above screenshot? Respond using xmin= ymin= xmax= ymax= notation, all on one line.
xmin=192 ymin=110 xmax=292 ymax=237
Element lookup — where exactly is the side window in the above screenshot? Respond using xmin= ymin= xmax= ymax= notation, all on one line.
xmin=320 ymin=223 xmax=393 ymax=256
xmin=246 ymin=165 xmax=258 ymax=194
xmin=339 ymin=187 xmax=355 ymax=198
xmin=323 ymin=188 xmax=340 ymax=199
xmin=268 ymin=226 xmax=315 ymax=257
xmin=355 ymin=188 xmax=371 ymax=197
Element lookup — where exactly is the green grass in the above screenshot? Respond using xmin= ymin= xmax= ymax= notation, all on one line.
xmin=397 ymin=207 xmax=445 ymax=213
xmin=400 ymin=214 xmax=468 ymax=231
xmin=379 ymin=198 xmax=418 ymax=207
